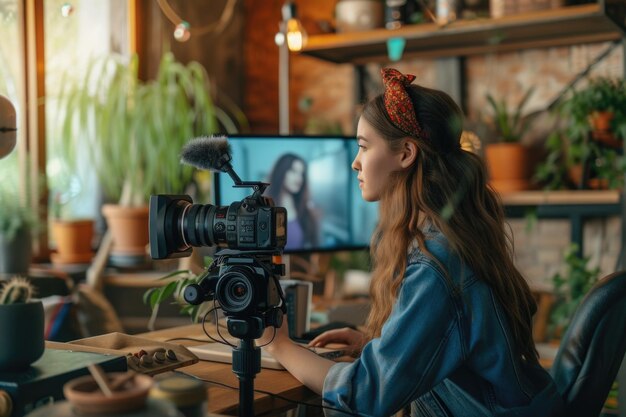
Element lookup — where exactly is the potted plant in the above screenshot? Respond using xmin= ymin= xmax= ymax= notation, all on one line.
xmin=534 ymin=79 xmax=626 ymax=191
xmin=0 ymin=276 xmax=45 ymax=371
xmin=565 ymin=77 xmax=626 ymax=147
xmin=483 ymin=87 xmax=535 ymax=194
xmin=0 ymin=159 xmax=40 ymax=277
xmin=57 ymin=52 xmax=242 ymax=266
xmin=48 ymin=162 xmax=95 ymax=265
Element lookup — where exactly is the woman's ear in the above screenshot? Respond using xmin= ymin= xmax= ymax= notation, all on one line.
xmin=399 ymin=138 xmax=419 ymax=169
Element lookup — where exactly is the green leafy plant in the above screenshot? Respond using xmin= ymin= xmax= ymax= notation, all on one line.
xmin=534 ymin=79 xmax=626 ymax=190
xmin=485 ymin=87 xmax=535 ymax=143
xmin=548 ymin=244 xmax=600 ymax=338
xmin=143 ymin=257 xmax=213 ymax=330
xmin=0 ymin=160 xmax=40 ymax=240
xmin=0 ymin=192 xmax=38 ymax=242
xmin=564 ymin=77 xmax=626 ymax=127
xmin=329 ymin=250 xmax=371 ymax=283
xmin=0 ymin=276 xmax=35 ymax=304
xmin=57 ymin=52 xmax=244 ymax=206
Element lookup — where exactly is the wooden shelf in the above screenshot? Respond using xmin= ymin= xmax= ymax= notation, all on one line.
xmin=500 ymin=189 xmax=621 ymax=206
xmin=300 ymin=3 xmax=626 ymax=64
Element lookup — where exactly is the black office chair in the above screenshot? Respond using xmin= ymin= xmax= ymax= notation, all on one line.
xmin=550 ymin=270 xmax=626 ymax=417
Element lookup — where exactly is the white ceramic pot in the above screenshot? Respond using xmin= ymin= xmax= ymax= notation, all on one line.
xmin=336 ymin=0 xmax=384 ymax=32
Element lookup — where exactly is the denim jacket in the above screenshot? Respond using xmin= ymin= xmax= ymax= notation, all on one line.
xmin=323 ymin=229 xmax=564 ymax=417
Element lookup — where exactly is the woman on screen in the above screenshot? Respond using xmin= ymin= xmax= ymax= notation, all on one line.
xmin=266 ymin=153 xmax=319 ymax=250
xmin=259 ymin=68 xmax=563 ymax=416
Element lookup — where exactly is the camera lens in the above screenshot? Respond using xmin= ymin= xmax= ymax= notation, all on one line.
xmin=217 ymin=269 xmax=254 ymax=313
xmin=149 ymin=195 xmax=224 ymax=259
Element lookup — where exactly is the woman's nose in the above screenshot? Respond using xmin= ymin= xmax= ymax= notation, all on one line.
xmin=351 ymin=156 xmax=360 ymax=172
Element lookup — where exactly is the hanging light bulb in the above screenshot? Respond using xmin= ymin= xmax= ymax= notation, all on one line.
xmin=60 ymin=3 xmax=74 ymax=17
xmin=174 ymin=21 xmax=191 ymax=42
xmin=281 ymin=2 xmax=307 ymax=52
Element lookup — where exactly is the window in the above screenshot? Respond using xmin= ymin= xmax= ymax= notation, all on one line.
xmin=0 ymin=0 xmax=25 ymax=195
xmin=1 ymin=1 xmax=130 ymax=255
xmin=45 ymin=0 xmax=121 ymax=222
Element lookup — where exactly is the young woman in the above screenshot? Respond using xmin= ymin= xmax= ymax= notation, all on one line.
xmin=266 ymin=153 xmax=319 ymax=250
xmin=260 ymin=68 xmax=563 ymax=416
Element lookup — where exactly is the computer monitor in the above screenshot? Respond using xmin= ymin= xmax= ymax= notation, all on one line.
xmin=214 ymin=135 xmax=379 ymax=253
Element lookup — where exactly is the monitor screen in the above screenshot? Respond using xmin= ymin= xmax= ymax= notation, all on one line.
xmin=214 ymin=135 xmax=379 ymax=253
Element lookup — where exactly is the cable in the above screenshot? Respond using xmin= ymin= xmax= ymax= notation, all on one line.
xmin=163 ymin=336 xmax=214 ymax=343
xmin=201 ymin=305 xmax=235 ymax=347
xmin=173 ymin=370 xmax=362 ymax=416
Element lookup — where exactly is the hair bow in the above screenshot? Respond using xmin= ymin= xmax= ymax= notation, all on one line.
xmin=382 ymin=68 xmax=421 ymax=138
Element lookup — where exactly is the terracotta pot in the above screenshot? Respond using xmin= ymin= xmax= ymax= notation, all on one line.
xmin=588 ymin=111 xmax=614 ymax=132
xmin=484 ymin=143 xmax=531 ymax=194
xmin=0 ymin=301 xmax=44 ymax=371
xmin=63 ymin=372 xmax=153 ymax=415
xmin=101 ymin=205 xmax=149 ymax=257
xmin=568 ymin=164 xmax=610 ymax=190
xmin=51 ymin=219 xmax=95 ymax=265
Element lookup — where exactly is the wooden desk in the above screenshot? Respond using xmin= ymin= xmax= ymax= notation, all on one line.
xmin=138 ymin=324 xmax=318 ymax=416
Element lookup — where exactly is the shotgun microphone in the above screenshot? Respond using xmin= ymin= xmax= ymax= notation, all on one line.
xmin=180 ymin=135 xmax=243 ymax=184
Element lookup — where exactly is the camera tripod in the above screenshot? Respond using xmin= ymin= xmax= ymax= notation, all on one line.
xmin=232 ymin=337 xmax=261 ymax=417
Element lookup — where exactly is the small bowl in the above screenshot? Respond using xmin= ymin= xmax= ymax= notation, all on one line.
xmin=63 ymin=372 xmax=153 ymax=415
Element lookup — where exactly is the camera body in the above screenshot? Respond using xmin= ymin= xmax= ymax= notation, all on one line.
xmin=149 ymin=181 xmax=288 ymax=340
xmin=184 ymin=251 xmax=285 ymax=339
xmin=149 ymin=192 xmax=287 ymax=260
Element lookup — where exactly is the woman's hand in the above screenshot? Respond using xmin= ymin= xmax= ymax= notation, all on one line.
xmin=308 ymin=327 xmax=366 ymax=357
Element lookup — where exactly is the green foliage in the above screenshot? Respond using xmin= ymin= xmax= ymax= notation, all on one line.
xmin=0 ymin=192 xmax=37 ymax=241
xmin=0 ymin=158 xmax=40 ymax=240
xmin=0 ymin=276 xmax=34 ymax=304
xmin=329 ymin=250 xmax=371 ymax=282
xmin=485 ymin=87 xmax=534 ymax=143
xmin=143 ymin=257 xmax=214 ymax=330
xmin=57 ymin=52 xmax=244 ymax=205
xmin=549 ymin=244 xmax=600 ymax=337
xmin=534 ymin=77 xmax=626 ymax=190
xmin=564 ymin=77 xmax=626 ymax=122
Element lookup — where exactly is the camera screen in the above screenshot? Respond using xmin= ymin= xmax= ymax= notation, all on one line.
xmin=214 ymin=135 xmax=379 ymax=253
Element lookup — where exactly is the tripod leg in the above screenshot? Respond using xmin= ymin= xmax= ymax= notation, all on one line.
xmin=233 ymin=338 xmax=261 ymax=417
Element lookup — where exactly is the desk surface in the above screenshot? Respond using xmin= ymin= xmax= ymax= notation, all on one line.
xmin=138 ymin=324 xmax=318 ymax=416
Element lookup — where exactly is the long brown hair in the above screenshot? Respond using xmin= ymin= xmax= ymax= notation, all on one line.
xmin=362 ymin=84 xmax=538 ymax=362
xmin=266 ymin=153 xmax=319 ymax=247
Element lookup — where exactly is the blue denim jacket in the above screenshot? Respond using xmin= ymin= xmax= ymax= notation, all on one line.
xmin=323 ymin=229 xmax=564 ymax=416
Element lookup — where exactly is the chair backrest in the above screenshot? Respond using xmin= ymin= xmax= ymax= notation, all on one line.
xmin=550 ymin=270 xmax=626 ymax=417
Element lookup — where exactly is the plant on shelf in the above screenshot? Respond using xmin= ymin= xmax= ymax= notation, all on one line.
xmin=486 ymin=87 xmax=535 ymax=144
xmin=483 ymin=87 xmax=535 ymax=194
xmin=548 ymin=244 xmax=600 ymax=339
xmin=47 ymin=162 xmax=96 ymax=265
xmin=534 ymin=78 xmax=626 ymax=191
xmin=0 ymin=161 xmax=40 ymax=276
xmin=56 ymin=52 xmax=244 ymax=268
xmin=0 ymin=276 xmax=45 ymax=371
xmin=565 ymin=77 xmax=626 ymax=141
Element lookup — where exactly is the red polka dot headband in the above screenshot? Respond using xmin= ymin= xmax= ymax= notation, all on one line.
xmin=382 ymin=68 xmax=422 ymax=139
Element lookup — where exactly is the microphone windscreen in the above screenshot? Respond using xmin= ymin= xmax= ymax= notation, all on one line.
xmin=180 ymin=135 xmax=231 ymax=171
